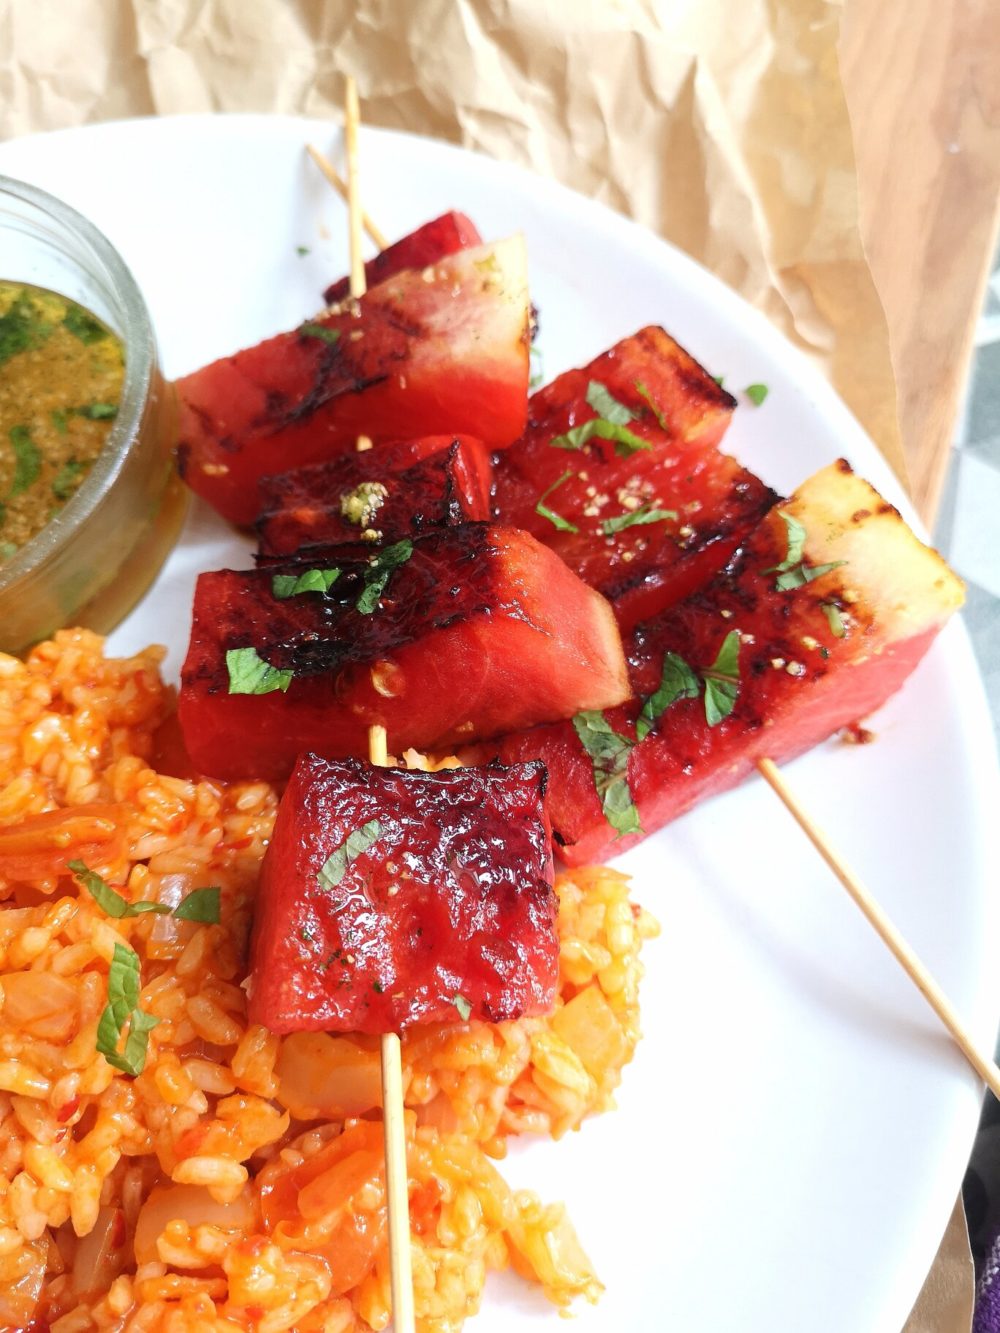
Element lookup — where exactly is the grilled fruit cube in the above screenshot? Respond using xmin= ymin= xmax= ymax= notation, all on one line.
xmin=248 ymin=754 xmax=558 ymax=1033
xmin=176 ymin=236 xmax=529 ymax=524
xmin=481 ymin=462 xmax=964 ymax=865
xmin=178 ymin=524 xmax=630 ymax=781
xmin=256 ymin=435 xmax=492 ymax=559
xmin=322 ymin=210 xmax=483 ymax=305
xmin=492 ymin=327 xmax=777 ymax=629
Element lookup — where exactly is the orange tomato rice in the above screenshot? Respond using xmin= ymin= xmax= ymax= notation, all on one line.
xmin=0 ymin=629 xmax=658 ymax=1332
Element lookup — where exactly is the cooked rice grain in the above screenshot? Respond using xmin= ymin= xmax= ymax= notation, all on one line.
xmin=0 ymin=630 xmax=657 ymax=1331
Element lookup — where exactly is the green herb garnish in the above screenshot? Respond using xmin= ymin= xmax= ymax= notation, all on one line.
xmin=75 ymin=401 xmax=117 ymax=420
xmin=636 ymin=652 xmax=701 ymax=740
xmin=452 ymin=994 xmax=472 ymax=1021
xmin=763 ymin=511 xmax=808 ymax=575
xmin=550 ymin=380 xmax=650 ymax=458
xmin=600 ymin=503 xmax=677 ymax=535
xmin=52 ymin=458 xmax=85 ymax=501
xmin=8 ymin=426 xmax=41 ymax=497
xmin=272 ymin=567 xmax=341 ymax=599
xmin=820 ymin=601 xmax=846 ymax=638
xmin=317 ymin=820 xmax=383 ymax=890
xmin=299 ymin=322 xmax=341 ymax=346
xmin=0 ymin=293 xmax=53 ymax=367
xmin=572 ymin=711 xmax=642 ymax=838
xmin=225 ymin=647 xmax=294 ymax=695
xmin=96 ymin=942 xmax=160 ymax=1077
xmin=634 ymin=379 xmax=668 ymax=429
xmin=745 ymin=383 xmax=769 ymax=406
xmin=635 ymin=630 xmax=742 ymax=734
xmin=172 ymin=887 xmax=221 ymax=924
xmin=535 ymin=470 xmax=579 ymax=533
xmin=50 ymin=408 xmax=69 ymax=435
xmin=63 ymin=306 xmax=108 ymax=344
xmin=296 ymin=245 xmax=310 ymax=257
xmin=702 ymin=629 xmax=741 ymax=726
xmin=69 ymin=861 xmax=220 ymax=924
xmin=774 ymin=560 xmax=847 ymax=592
xmin=356 ymin=539 xmax=413 ymax=614
xmin=529 ymin=345 xmax=545 ymax=390
xmin=712 ymin=374 xmax=725 ymax=387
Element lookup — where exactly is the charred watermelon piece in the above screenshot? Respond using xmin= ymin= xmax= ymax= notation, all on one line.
xmin=322 ymin=210 xmax=483 ymax=306
xmin=492 ymin=327 xmax=777 ymax=629
xmin=176 ymin=237 xmax=529 ymax=525
xmin=248 ymin=754 xmax=557 ymax=1033
xmin=178 ymin=524 xmax=630 ymax=781
xmin=479 ymin=462 xmax=964 ymax=865
xmin=256 ymin=435 xmax=493 ymax=559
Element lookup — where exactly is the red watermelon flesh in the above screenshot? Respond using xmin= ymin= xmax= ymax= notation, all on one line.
xmin=247 ymin=754 xmax=557 ymax=1034
xmin=491 ymin=327 xmax=777 ymax=630
xmin=178 ymin=524 xmax=630 ymax=782
xmin=256 ymin=436 xmax=493 ymax=558
xmin=322 ymin=210 xmax=483 ymax=306
xmin=176 ymin=236 xmax=529 ymax=525
xmin=477 ymin=462 xmax=964 ymax=865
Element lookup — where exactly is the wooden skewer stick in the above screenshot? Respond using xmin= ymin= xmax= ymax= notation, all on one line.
xmin=342 ymin=74 xmax=416 ymax=1333
xmin=306 ymin=143 xmax=389 ymax=251
xmin=757 ymin=757 xmax=1000 ymax=1098
xmin=326 ymin=87 xmax=1000 ymax=1102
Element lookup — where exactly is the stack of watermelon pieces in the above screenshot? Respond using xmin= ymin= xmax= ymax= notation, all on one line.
xmin=175 ymin=209 xmax=964 ymax=871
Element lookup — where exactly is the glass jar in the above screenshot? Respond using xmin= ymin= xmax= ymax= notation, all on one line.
xmin=0 ymin=175 xmax=186 ymax=654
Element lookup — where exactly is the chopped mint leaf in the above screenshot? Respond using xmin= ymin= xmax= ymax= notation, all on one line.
xmin=636 ymin=652 xmax=701 ymax=740
xmin=356 ymin=538 xmax=413 ymax=614
xmin=550 ymin=417 xmax=651 ymax=457
xmin=96 ymin=941 xmax=160 ymax=1076
xmin=173 ymin=887 xmax=221 ymax=924
xmin=8 ymin=425 xmax=40 ymax=498
xmin=52 ymin=457 xmax=85 ymax=501
xmin=529 ymin=344 xmax=545 ymax=389
xmin=536 ymin=470 xmax=579 ymax=533
xmin=572 ymin=711 xmax=642 ymax=838
xmin=763 ymin=510 xmax=808 ymax=575
xmin=774 ymin=560 xmax=847 ymax=592
xmin=318 ymin=820 xmax=383 ymax=890
xmin=452 ymin=994 xmax=472 ymax=1021
xmin=634 ymin=379 xmax=668 ymax=429
xmin=585 ymin=380 xmax=636 ymax=426
xmin=745 ymin=383 xmax=769 ymax=406
xmin=225 ymin=646 xmax=294 ymax=695
xmin=600 ymin=503 xmax=677 ymax=535
xmin=702 ymin=629 xmax=741 ymax=726
xmin=299 ymin=322 xmax=341 ymax=345
xmin=69 ymin=860 xmax=169 ymax=918
xmin=75 ymin=402 xmax=117 ymax=420
xmin=63 ymin=306 xmax=108 ymax=344
xmin=272 ymin=567 xmax=341 ymax=599
xmin=820 ymin=601 xmax=846 ymax=638
xmin=712 ymin=374 xmax=725 ymax=387
xmin=296 ymin=245 xmax=311 ymax=257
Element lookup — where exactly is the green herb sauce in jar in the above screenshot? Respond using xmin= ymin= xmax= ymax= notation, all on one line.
xmin=0 ymin=281 xmax=124 ymax=562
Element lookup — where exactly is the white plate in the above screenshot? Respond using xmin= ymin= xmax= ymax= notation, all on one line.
xmin=2 ymin=115 xmax=998 ymax=1333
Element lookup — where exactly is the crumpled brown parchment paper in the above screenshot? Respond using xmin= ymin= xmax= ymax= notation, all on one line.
xmin=0 ymin=0 xmax=906 ymax=483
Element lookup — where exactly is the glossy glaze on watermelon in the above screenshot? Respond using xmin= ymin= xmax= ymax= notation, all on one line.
xmin=491 ymin=327 xmax=777 ymax=629
xmin=176 ymin=237 xmax=530 ymax=524
xmin=256 ymin=436 xmax=492 ymax=558
xmin=248 ymin=754 xmax=558 ymax=1033
xmin=322 ymin=210 xmax=483 ymax=305
xmin=178 ymin=524 xmax=629 ymax=781
xmin=479 ymin=462 xmax=964 ymax=865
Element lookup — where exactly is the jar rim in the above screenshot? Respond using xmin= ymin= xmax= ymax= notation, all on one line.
xmin=0 ymin=174 xmax=158 ymax=594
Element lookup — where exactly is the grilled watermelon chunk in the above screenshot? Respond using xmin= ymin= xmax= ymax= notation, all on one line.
xmin=480 ymin=462 xmax=964 ymax=865
xmin=322 ymin=210 xmax=483 ymax=306
xmin=176 ymin=237 xmax=529 ymax=524
xmin=178 ymin=524 xmax=629 ymax=781
xmin=256 ymin=435 xmax=492 ymax=558
xmin=248 ymin=754 xmax=557 ymax=1033
xmin=492 ymin=327 xmax=776 ymax=629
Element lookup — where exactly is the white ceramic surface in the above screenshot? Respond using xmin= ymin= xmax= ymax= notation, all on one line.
xmin=1 ymin=114 xmax=997 ymax=1333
